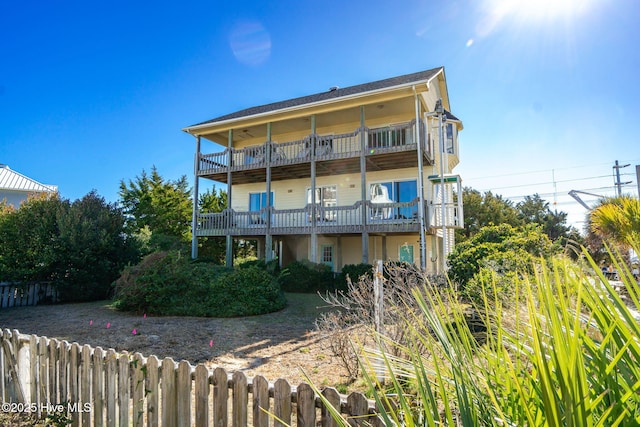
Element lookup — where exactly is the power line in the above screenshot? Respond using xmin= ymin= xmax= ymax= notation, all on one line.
xmin=479 ymin=174 xmax=615 ymax=192
xmin=503 ymin=184 xmax=635 ymax=202
xmin=465 ymin=159 xmax=640 ymax=182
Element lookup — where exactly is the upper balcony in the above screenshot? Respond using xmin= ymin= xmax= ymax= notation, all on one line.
xmin=197 ymin=120 xmax=432 ymax=185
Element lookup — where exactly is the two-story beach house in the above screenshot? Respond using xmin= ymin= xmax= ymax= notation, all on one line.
xmin=183 ymin=67 xmax=463 ymax=273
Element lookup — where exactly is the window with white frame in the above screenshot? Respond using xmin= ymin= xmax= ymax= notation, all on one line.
xmin=307 ymin=186 xmax=337 ymax=221
xmin=445 ymin=123 xmax=455 ymax=154
xmin=369 ymin=180 xmax=417 ymax=219
xmin=249 ymin=191 xmax=273 ymax=224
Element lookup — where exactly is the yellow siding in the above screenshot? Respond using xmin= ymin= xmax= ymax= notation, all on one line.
xmin=231 ymin=164 xmax=445 ymax=211
xmin=229 ymin=111 xmax=422 ymax=152
xmin=421 ymin=90 xmax=440 ymax=112
xmin=282 ymin=234 xmax=444 ymax=274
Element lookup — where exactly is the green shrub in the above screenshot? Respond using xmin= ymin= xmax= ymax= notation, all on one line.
xmin=237 ymin=258 xmax=281 ymax=277
xmin=0 ymin=192 xmax=140 ymax=302
xmin=338 ymin=263 xmax=373 ymax=291
xmin=279 ymin=260 xmax=336 ymax=293
xmin=212 ymin=267 xmax=286 ymax=317
xmin=448 ymin=223 xmax=559 ymax=306
xmin=464 ymin=266 xmax=521 ymax=308
xmin=113 ymin=251 xmax=286 ymax=317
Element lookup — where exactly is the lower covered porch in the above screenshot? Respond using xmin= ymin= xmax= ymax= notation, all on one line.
xmin=213 ymin=232 xmax=446 ymax=275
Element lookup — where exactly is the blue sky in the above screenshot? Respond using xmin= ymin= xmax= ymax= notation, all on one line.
xmin=1 ymin=0 xmax=638 ymax=230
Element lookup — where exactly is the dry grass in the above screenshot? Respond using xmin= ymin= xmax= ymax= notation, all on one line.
xmin=0 ymin=293 xmax=353 ymax=390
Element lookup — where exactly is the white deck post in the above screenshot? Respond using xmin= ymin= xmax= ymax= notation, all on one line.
xmin=191 ymin=136 xmax=201 ymax=259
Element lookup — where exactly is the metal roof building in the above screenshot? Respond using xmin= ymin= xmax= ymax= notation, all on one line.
xmin=0 ymin=164 xmax=57 ymax=208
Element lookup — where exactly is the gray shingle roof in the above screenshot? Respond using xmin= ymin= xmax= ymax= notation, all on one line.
xmin=187 ymin=67 xmax=444 ymax=128
xmin=0 ymin=164 xmax=57 ymax=193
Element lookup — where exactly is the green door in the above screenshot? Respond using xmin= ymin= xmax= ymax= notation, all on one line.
xmin=399 ymin=244 xmax=414 ymax=264
xmin=321 ymin=245 xmax=334 ymax=270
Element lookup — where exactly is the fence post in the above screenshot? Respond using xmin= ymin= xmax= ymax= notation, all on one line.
xmin=296 ymin=382 xmax=316 ymax=427
xmin=14 ymin=330 xmax=29 ymax=403
xmin=92 ymin=347 xmax=105 ymax=427
xmin=177 ymin=360 xmax=192 ymax=427
xmin=48 ymin=338 xmax=58 ymax=407
xmin=118 ymin=353 xmax=131 ymax=427
xmin=194 ymin=364 xmax=209 ymax=427
xmin=252 ymin=375 xmax=269 ymax=427
xmin=232 ymin=371 xmax=248 ymax=427
xmin=132 ymin=353 xmax=145 ymax=427
xmin=146 ymin=355 xmax=160 ymax=427
xmin=273 ymin=378 xmax=291 ymax=427
xmin=213 ymin=367 xmax=228 ymax=427
xmin=38 ymin=337 xmax=49 ymax=416
xmin=373 ymin=260 xmax=385 ymax=382
xmin=161 ymin=357 xmax=177 ymax=427
xmin=346 ymin=392 xmax=370 ymax=426
xmin=321 ymin=387 xmax=341 ymax=427
xmin=29 ymin=335 xmax=37 ymax=407
xmin=69 ymin=343 xmax=80 ymax=426
xmin=2 ymin=329 xmax=26 ymax=403
xmin=105 ymin=349 xmax=117 ymax=426
xmin=58 ymin=341 xmax=69 ymax=409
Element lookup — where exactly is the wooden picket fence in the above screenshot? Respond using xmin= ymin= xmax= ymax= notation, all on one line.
xmin=0 ymin=282 xmax=58 ymax=308
xmin=0 ymin=329 xmax=381 ymax=426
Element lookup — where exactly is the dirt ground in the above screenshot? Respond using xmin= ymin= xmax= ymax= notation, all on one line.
xmin=0 ymin=294 xmax=353 ymax=390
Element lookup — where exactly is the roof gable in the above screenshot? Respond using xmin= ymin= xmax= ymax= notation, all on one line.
xmin=0 ymin=165 xmax=57 ymax=193
xmin=186 ymin=67 xmax=444 ymax=129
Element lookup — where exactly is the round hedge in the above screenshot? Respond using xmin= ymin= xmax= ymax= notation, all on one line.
xmin=113 ymin=251 xmax=286 ymax=317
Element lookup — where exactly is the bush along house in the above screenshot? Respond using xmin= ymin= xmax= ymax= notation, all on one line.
xmin=183 ymin=67 xmax=463 ymax=274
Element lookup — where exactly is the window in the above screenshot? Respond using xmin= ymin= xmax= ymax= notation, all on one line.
xmin=445 ymin=123 xmax=455 ymax=154
xmin=249 ymin=191 xmax=273 ymax=224
xmin=369 ymin=180 xmax=417 ymax=219
xmin=307 ymin=186 xmax=337 ymax=221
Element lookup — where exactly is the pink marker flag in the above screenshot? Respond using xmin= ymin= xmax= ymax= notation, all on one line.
xmin=209 ymin=340 xmax=213 ymax=347
xmin=89 ymin=320 xmax=93 ymax=326
xmin=106 ymin=322 xmax=111 ymax=329
xmin=143 ymin=313 xmax=147 ymax=319
xmin=132 ymin=329 xmax=137 ymax=335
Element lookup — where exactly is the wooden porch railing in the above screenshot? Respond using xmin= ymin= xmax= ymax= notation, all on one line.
xmin=196 ymin=199 xmax=425 ymax=236
xmin=197 ymin=119 xmax=430 ymax=176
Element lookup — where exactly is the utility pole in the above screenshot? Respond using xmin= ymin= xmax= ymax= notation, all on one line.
xmin=613 ymin=160 xmax=631 ymax=197
xmin=636 ymin=165 xmax=640 ymax=197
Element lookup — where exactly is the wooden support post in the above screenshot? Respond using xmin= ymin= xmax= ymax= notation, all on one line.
xmin=226 ymin=129 xmax=234 ymax=268
xmin=266 ymin=122 xmax=273 ymax=262
xmin=310 ymin=115 xmax=318 ymax=263
xmin=360 ymin=106 xmax=369 ymax=263
xmin=191 ymin=136 xmax=201 ymax=259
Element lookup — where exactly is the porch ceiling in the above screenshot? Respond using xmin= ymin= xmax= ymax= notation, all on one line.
xmin=202 ymin=96 xmax=417 ymax=146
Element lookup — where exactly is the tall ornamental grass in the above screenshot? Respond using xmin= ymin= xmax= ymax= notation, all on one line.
xmin=316 ymin=247 xmax=640 ymax=426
